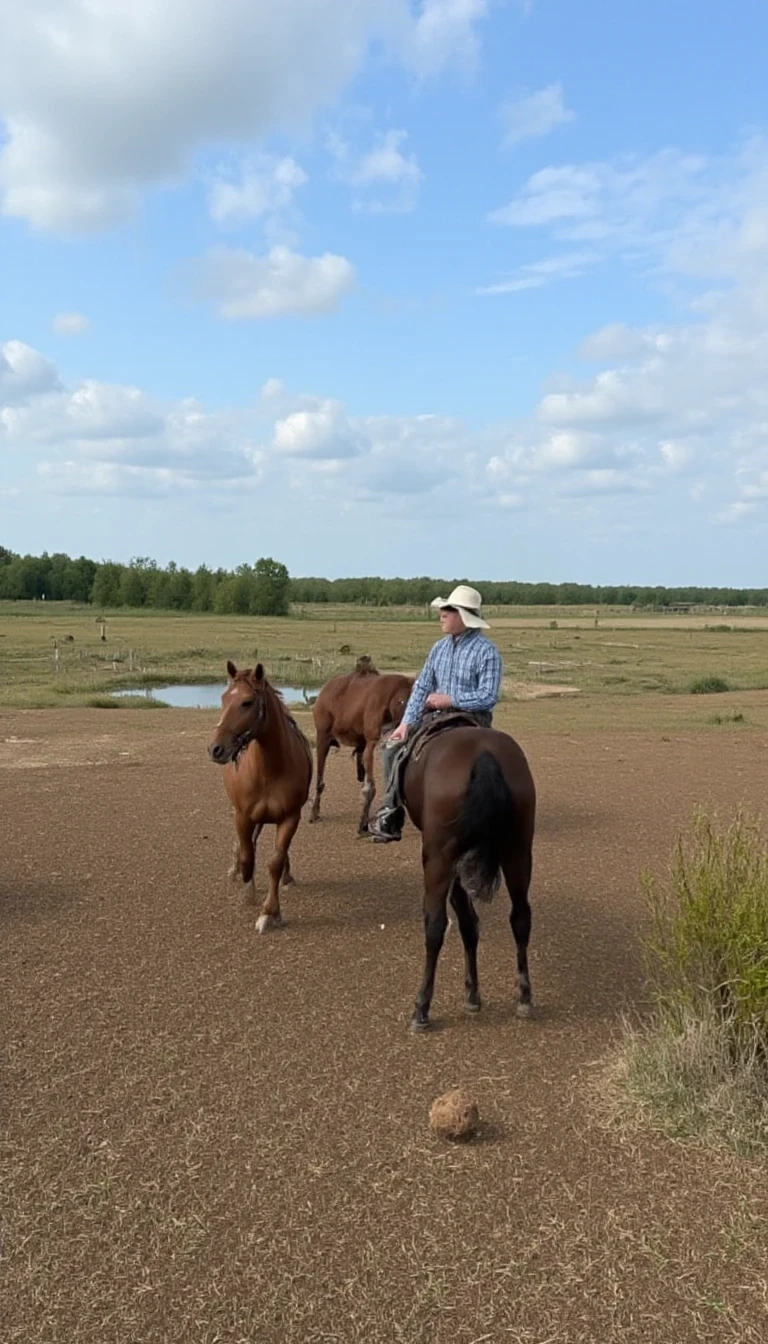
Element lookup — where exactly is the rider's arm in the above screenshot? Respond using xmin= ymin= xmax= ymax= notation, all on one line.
xmin=451 ymin=642 xmax=502 ymax=714
xmin=401 ymin=646 xmax=438 ymax=726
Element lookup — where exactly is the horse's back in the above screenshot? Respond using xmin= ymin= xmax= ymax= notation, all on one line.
xmin=408 ymin=725 xmax=536 ymax=829
xmin=314 ymin=669 xmax=409 ymax=738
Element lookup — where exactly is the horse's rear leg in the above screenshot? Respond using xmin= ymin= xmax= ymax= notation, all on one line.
xmin=411 ymin=851 xmax=452 ymax=1032
xmin=282 ymin=851 xmax=295 ymax=886
xmin=503 ymin=852 xmax=533 ymax=1017
xmin=309 ymin=728 xmax=330 ymax=822
xmin=257 ymin=814 xmax=300 ymax=934
xmin=357 ymin=740 xmax=377 ymax=836
xmin=450 ymin=879 xmax=481 ymax=1013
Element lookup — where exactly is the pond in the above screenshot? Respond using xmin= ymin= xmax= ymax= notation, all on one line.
xmin=112 ymin=683 xmax=318 ymax=709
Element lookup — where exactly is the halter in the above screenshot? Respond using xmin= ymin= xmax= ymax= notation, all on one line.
xmin=229 ymin=692 xmax=267 ymax=764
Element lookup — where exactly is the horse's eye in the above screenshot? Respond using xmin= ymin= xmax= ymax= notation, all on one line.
xmin=241 ymin=699 xmax=254 ymax=709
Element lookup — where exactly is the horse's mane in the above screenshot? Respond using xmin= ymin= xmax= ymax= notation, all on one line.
xmin=233 ymin=667 xmax=285 ymax=704
xmin=353 ymin=654 xmax=379 ymax=677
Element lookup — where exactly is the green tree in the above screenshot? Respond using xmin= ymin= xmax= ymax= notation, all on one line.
xmin=91 ymin=562 xmax=123 ymax=607
xmin=252 ymin=557 xmax=290 ymax=616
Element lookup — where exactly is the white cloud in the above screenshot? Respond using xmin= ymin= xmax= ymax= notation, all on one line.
xmin=272 ymin=401 xmax=368 ymax=459
xmin=7 ymin=210 xmax=768 ymax=540
xmin=499 ymin=83 xmax=574 ymax=148
xmin=0 ymin=0 xmax=491 ymax=232
xmin=476 ymin=250 xmax=594 ymax=294
xmin=406 ymin=0 xmax=491 ymax=79
xmin=51 ymin=311 xmax=91 ymax=336
xmin=326 ymin=127 xmax=423 ymax=213
xmin=207 ymin=154 xmax=307 ymax=228
xmin=660 ymin=439 xmax=696 ymax=472
xmin=577 ymin=323 xmax=657 ymax=363
xmin=186 ymin=245 xmax=357 ymax=319
xmin=0 ymin=340 xmax=60 ymax=406
xmin=486 ymin=136 xmax=768 ymax=302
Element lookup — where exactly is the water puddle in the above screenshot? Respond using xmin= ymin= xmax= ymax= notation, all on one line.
xmin=112 ymin=683 xmax=317 ymax=708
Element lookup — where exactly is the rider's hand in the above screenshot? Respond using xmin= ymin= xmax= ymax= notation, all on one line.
xmin=425 ymin=692 xmax=452 ymax=710
xmin=388 ymin=721 xmax=409 ymax=744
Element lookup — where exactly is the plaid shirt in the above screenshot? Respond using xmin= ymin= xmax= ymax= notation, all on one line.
xmin=402 ymin=629 xmax=503 ymax=727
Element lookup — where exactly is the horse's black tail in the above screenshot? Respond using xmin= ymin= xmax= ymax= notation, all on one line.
xmin=453 ymin=750 xmax=513 ymax=903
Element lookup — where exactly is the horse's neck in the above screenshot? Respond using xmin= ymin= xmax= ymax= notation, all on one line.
xmin=258 ymin=694 xmax=291 ymax=762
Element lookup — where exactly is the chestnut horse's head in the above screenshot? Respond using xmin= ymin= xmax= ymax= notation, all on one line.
xmin=208 ymin=660 xmax=274 ymax=765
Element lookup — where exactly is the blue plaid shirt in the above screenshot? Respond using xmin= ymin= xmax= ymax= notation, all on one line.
xmin=402 ymin=630 xmax=503 ymax=727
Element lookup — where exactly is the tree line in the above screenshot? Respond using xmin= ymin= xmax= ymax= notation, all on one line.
xmin=0 ymin=547 xmax=766 ymax=612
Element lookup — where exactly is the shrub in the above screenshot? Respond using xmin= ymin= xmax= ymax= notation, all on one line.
xmin=688 ymin=675 xmax=731 ymax=694
xmin=612 ymin=808 xmax=768 ymax=1153
xmin=643 ymin=808 xmax=768 ymax=1043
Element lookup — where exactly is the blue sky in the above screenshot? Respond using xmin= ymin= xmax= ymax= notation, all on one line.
xmin=2 ymin=0 xmax=768 ymax=583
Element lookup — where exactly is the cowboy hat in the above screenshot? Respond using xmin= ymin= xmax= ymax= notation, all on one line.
xmin=430 ymin=584 xmax=490 ymax=629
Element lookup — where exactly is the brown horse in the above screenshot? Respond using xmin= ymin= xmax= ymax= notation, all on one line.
xmin=309 ymin=656 xmax=414 ymax=834
xmin=208 ymin=661 xmax=313 ymax=933
xmin=400 ymin=720 xmax=536 ymax=1031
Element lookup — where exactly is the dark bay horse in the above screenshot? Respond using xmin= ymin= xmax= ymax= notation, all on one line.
xmin=208 ymin=661 xmax=313 ymax=933
xmin=310 ymin=656 xmax=414 ymax=834
xmin=400 ymin=721 xmax=536 ymax=1031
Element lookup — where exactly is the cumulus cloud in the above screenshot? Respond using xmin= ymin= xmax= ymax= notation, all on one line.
xmin=6 ymin=201 xmax=768 ymax=540
xmin=185 ymin=245 xmax=357 ymax=318
xmin=327 ymin=128 xmax=423 ymax=213
xmin=499 ymin=83 xmax=574 ymax=148
xmin=0 ymin=0 xmax=492 ymax=232
xmin=406 ymin=0 xmax=491 ymax=79
xmin=272 ymin=401 xmax=368 ymax=459
xmin=207 ymin=154 xmax=308 ymax=229
xmin=51 ymin=311 xmax=91 ymax=336
xmin=0 ymin=340 xmax=61 ymax=406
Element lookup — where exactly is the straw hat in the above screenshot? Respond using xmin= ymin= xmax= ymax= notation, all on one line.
xmin=430 ymin=584 xmax=489 ymax=629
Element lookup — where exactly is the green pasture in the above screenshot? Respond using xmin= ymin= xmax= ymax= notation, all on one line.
xmin=1 ymin=600 xmax=768 ymax=732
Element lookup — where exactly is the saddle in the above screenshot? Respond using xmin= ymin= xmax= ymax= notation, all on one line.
xmin=408 ymin=709 xmax=489 ymax=764
xmin=393 ymin=709 xmax=490 ymax=800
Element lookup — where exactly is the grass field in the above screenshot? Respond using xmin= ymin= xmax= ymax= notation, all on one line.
xmin=2 ymin=601 xmax=768 ymax=732
xmin=4 ymin=608 xmax=768 ymax=1340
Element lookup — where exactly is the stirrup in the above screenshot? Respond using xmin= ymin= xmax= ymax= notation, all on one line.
xmin=368 ymin=810 xmax=403 ymax=842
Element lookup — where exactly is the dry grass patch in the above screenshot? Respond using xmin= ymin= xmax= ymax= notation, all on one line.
xmin=607 ymin=808 xmax=768 ymax=1155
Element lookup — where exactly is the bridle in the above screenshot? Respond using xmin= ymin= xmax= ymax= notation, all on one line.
xmin=228 ymin=688 xmax=267 ymax=764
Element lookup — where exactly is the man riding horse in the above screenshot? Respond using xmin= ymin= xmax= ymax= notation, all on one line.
xmin=368 ymin=584 xmax=502 ymax=842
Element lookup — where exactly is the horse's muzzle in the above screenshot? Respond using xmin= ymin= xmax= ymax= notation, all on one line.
xmin=208 ymin=741 xmax=231 ymax=764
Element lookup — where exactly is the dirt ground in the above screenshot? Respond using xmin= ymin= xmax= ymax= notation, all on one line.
xmin=2 ymin=706 xmax=768 ymax=1344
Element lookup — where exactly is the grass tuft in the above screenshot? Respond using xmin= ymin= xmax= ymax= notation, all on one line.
xmin=610 ymin=807 xmax=768 ymax=1153
xmin=688 ymin=675 xmax=731 ymax=694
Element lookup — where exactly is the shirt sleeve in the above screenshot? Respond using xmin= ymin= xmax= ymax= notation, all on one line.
xmin=451 ymin=641 xmax=502 ymax=713
xmin=402 ymin=644 xmax=437 ymax=726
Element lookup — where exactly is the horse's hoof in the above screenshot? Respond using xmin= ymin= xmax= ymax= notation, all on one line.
xmin=255 ymin=914 xmax=283 ymax=934
xmin=410 ymin=1014 xmax=430 ymax=1033
xmin=465 ymin=999 xmax=482 ymax=1015
xmin=516 ymin=1001 xmax=532 ymax=1019
xmin=282 ymin=874 xmax=295 ymax=887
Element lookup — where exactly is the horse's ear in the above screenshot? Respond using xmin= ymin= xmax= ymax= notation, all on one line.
xmin=255 ymin=662 xmax=265 ymax=682
xmin=227 ymin=659 xmax=237 ymax=679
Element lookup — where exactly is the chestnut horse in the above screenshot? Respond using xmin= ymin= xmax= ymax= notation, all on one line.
xmin=208 ymin=661 xmax=313 ymax=933
xmin=400 ymin=719 xmax=536 ymax=1032
xmin=309 ymin=656 xmax=414 ymax=834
